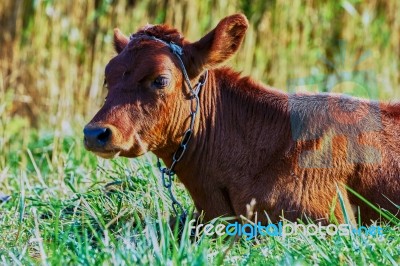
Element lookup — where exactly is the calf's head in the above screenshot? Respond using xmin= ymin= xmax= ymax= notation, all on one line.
xmin=84 ymin=14 xmax=248 ymax=158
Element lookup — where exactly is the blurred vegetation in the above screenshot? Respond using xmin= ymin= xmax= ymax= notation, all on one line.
xmin=1 ymin=0 xmax=399 ymax=129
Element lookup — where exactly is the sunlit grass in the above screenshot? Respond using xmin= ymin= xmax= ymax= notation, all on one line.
xmin=0 ymin=126 xmax=399 ymax=265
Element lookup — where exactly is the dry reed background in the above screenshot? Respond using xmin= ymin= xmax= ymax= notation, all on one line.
xmin=1 ymin=0 xmax=400 ymax=127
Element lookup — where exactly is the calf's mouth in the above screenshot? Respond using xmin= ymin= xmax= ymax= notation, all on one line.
xmin=83 ymin=123 xmax=148 ymax=158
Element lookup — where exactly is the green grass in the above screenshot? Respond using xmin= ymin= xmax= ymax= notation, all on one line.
xmin=0 ymin=121 xmax=399 ymax=265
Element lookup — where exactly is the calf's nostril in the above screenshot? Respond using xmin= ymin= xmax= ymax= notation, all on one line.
xmin=97 ymin=128 xmax=111 ymax=144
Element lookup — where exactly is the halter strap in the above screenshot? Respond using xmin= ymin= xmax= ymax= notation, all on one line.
xmin=147 ymin=36 xmax=196 ymax=94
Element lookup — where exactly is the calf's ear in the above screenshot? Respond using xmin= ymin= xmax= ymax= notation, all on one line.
xmin=113 ymin=28 xmax=129 ymax=54
xmin=184 ymin=14 xmax=248 ymax=77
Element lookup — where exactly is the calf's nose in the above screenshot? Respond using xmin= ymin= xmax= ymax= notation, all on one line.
xmin=83 ymin=126 xmax=112 ymax=148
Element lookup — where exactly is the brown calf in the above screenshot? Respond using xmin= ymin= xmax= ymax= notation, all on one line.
xmin=84 ymin=14 xmax=400 ymax=225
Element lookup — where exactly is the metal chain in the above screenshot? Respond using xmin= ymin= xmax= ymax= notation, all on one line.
xmin=151 ymin=36 xmax=209 ymax=223
xmin=156 ymin=72 xmax=208 ymax=223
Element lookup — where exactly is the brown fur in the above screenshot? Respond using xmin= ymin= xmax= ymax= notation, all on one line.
xmin=84 ymin=14 xmax=400 ymax=225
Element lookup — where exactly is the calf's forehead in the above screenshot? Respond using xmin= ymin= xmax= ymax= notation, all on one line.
xmin=105 ymin=50 xmax=132 ymax=76
xmin=105 ymin=44 xmax=180 ymax=78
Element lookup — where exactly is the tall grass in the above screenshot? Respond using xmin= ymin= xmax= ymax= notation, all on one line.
xmin=1 ymin=0 xmax=400 ymax=126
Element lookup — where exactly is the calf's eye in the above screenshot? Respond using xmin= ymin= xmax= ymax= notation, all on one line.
xmin=152 ymin=76 xmax=170 ymax=89
xmin=122 ymin=71 xmax=131 ymax=78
